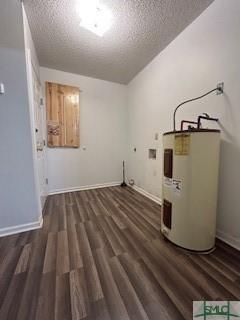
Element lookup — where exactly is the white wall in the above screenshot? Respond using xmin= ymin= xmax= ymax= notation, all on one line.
xmin=127 ymin=0 xmax=240 ymax=248
xmin=40 ymin=67 xmax=127 ymax=193
xmin=0 ymin=0 xmax=41 ymax=233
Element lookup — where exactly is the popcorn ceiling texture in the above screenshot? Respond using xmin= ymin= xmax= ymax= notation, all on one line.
xmin=23 ymin=0 xmax=214 ymax=84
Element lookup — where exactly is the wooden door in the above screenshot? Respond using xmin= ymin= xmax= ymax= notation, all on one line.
xmin=46 ymin=82 xmax=80 ymax=147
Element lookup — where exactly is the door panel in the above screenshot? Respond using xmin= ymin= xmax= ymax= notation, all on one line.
xmin=32 ymin=69 xmax=47 ymax=208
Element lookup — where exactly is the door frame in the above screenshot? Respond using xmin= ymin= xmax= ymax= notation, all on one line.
xmin=25 ymin=48 xmax=43 ymax=222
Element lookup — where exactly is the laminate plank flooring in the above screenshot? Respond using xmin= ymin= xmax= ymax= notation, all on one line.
xmin=0 ymin=186 xmax=239 ymax=320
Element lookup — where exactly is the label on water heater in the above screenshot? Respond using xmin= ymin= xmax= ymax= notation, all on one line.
xmin=172 ymin=179 xmax=182 ymax=196
xmin=174 ymin=134 xmax=190 ymax=155
xmin=164 ymin=177 xmax=172 ymax=187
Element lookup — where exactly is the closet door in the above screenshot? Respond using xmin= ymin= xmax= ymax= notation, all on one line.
xmin=46 ymin=82 xmax=80 ymax=148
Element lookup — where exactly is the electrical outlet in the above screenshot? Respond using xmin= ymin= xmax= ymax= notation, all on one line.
xmin=216 ymin=82 xmax=224 ymax=95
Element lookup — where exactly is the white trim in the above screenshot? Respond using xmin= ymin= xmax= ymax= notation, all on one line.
xmin=49 ymin=181 xmax=122 ymax=195
xmin=216 ymin=229 xmax=240 ymax=251
xmin=0 ymin=216 xmax=43 ymax=238
xmin=131 ymin=185 xmax=162 ymax=205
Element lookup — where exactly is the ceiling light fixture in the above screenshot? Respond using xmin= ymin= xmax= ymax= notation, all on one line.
xmin=76 ymin=0 xmax=112 ymax=37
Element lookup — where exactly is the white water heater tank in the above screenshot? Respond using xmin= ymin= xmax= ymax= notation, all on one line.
xmin=161 ymin=129 xmax=220 ymax=252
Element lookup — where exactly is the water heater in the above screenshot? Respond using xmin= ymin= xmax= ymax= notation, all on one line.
xmin=161 ymin=129 xmax=220 ymax=252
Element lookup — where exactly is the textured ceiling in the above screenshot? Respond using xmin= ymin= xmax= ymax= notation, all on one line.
xmin=23 ymin=0 xmax=214 ymax=84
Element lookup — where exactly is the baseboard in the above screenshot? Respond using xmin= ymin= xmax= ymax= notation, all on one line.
xmin=131 ymin=185 xmax=162 ymax=205
xmin=49 ymin=181 xmax=122 ymax=195
xmin=216 ymin=229 xmax=240 ymax=251
xmin=0 ymin=215 xmax=43 ymax=238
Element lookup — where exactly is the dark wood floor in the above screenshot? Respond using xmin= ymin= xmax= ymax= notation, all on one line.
xmin=0 ymin=186 xmax=240 ymax=320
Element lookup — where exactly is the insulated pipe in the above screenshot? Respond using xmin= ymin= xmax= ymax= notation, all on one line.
xmin=197 ymin=115 xmax=218 ymax=129
xmin=180 ymin=120 xmax=198 ymax=131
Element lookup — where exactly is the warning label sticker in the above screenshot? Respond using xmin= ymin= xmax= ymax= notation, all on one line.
xmin=164 ymin=177 xmax=172 ymax=187
xmin=174 ymin=134 xmax=190 ymax=155
xmin=172 ymin=179 xmax=182 ymax=196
